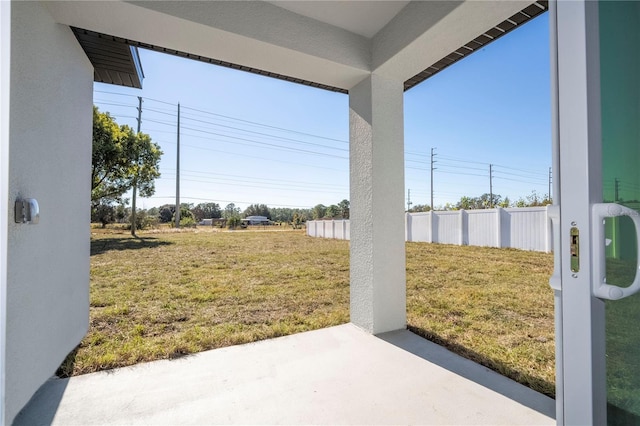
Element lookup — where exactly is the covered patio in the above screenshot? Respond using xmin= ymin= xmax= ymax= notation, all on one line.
xmin=1 ymin=1 xmax=555 ymax=423
xmin=15 ymin=324 xmax=554 ymax=424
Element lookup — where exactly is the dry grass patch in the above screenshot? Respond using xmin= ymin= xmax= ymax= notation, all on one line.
xmin=58 ymin=229 xmax=349 ymax=376
xmin=406 ymin=242 xmax=555 ymax=397
xmin=61 ymin=229 xmax=555 ymax=399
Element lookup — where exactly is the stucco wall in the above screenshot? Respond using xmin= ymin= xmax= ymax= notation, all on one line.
xmin=6 ymin=2 xmax=92 ymax=422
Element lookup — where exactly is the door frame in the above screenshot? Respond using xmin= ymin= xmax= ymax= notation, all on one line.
xmin=554 ymin=1 xmax=606 ymax=423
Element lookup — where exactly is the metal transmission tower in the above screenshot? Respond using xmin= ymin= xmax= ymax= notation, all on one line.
xmin=131 ymin=96 xmax=142 ymax=236
xmin=407 ymin=189 xmax=412 ymax=211
xmin=430 ymin=147 xmax=437 ymax=210
xmin=615 ymin=177 xmax=620 ymax=202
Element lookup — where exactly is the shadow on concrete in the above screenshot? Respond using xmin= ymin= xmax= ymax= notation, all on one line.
xmin=13 ymin=377 xmax=70 ymax=426
xmin=377 ymin=327 xmax=556 ymax=420
xmin=90 ymin=236 xmax=173 ymax=256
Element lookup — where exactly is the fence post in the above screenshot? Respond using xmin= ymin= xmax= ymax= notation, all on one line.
xmin=545 ymin=206 xmax=552 ymax=252
xmin=406 ymin=212 xmax=412 ymax=242
xmin=496 ymin=207 xmax=503 ymax=248
xmin=459 ymin=209 xmax=467 ymax=245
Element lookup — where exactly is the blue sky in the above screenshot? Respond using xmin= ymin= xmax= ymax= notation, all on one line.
xmin=94 ymin=13 xmax=550 ymax=212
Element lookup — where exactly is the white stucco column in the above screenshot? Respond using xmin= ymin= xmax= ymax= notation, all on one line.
xmin=349 ymin=74 xmax=406 ymax=334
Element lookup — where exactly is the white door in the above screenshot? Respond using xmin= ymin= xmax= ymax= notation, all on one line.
xmin=554 ymin=1 xmax=640 ymax=424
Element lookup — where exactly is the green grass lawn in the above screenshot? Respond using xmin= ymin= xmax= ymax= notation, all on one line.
xmin=406 ymin=242 xmax=555 ymax=397
xmin=59 ymin=227 xmax=555 ymax=398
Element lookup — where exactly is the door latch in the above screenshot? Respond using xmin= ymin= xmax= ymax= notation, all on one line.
xmin=570 ymin=226 xmax=580 ymax=273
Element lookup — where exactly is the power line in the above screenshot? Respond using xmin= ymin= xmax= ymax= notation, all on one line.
xmin=436 ymin=170 xmax=487 ymax=178
xmin=143 ymin=117 xmax=348 ymax=160
xmin=181 ymin=116 xmax=348 ymax=152
xmin=94 ymin=90 xmax=140 ymax=99
xmin=437 ymin=163 xmax=488 ymax=172
xmin=157 ymin=176 xmax=348 ymax=194
xmin=156 ymin=139 xmax=347 ymax=172
xmin=160 ymin=171 xmax=348 ymax=192
xmin=133 ymin=106 xmax=349 ymax=153
xmin=147 ymin=196 xmax=314 ymax=209
xmin=181 ymin=104 xmax=348 ymax=144
xmin=164 ymin=168 xmax=349 ymax=189
xmin=95 ymin=89 xmax=347 ymax=144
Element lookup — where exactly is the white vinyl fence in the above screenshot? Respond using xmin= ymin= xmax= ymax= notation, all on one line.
xmin=306 ymin=219 xmax=350 ymax=240
xmin=306 ymin=207 xmax=553 ymax=252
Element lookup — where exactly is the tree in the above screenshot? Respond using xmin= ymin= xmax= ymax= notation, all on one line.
xmin=127 ymin=209 xmax=158 ymax=230
xmin=498 ymin=197 xmax=511 ymax=208
xmin=91 ymin=203 xmax=115 ymax=228
xmin=91 ymin=106 xmax=162 ymax=206
xmin=270 ymin=207 xmax=293 ymax=223
xmin=243 ymin=204 xmax=270 ymax=218
xmin=408 ymin=204 xmax=431 ymax=213
xmin=338 ymin=199 xmax=350 ymax=219
xmin=223 ymin=203 xmax=241 ymax=219
xmin=115 ymin=203 xmax=129 ymax=223
xmin=456 ymin=196 xmax=476 ymax=210
xmin=291 ymin=213 xmax=303 ymax=229
xmin=326 ymin=205 xmax=340 ymax=218
xmin=172 ymin=204 xmax=195 ymax=227
xmin=478 ymin=193 xmax=502 ymax=208
xmin=312 ymin=204 xmax=327 ymax=220
xmin=515 ymin=190 xmax=551 ymax=207
xmin=455 ymin=193 xmax=503 ymax=210
xmin=191 ymin=203 xmax=222 ymax=221
xmin=158 ymin=205 xmax=175 ymax=223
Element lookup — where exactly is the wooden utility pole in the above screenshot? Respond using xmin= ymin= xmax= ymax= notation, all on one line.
xmin=548 ymin=166 xmax=552 ymax=203
xmin=175 ymin=103 xmax=181 ymax=228
xmin=489 ymin=164 xmax=494 ymax=208
xmin=430 ymin=147 xmax=437 ymax=210
xmin=131 ymin=96 xmax=142 ymax=236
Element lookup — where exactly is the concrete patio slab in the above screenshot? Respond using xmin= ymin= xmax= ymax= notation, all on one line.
xmin=14 ymin=324 xmax=555 ymax=425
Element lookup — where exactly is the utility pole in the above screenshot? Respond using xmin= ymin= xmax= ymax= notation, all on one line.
xmin=548 ymin=166 xmax=552 ymax=203
xmin=131 ymin=96 xmax=142 ymax=237
xmin=407 ymin=189 xmax=412 ymax=212
xmin=489 ymin=164 xmax=494 ymax=208
xmin=175 ymin=103 xmax=181 ymax=228
xmin=615 ymin=177 xmax=620 ymax=202
xmin=430 ymin=147 xmax=437 ymax=210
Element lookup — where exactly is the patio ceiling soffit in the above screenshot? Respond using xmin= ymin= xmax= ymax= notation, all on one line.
xmin=61 ymin=1 xmax=547 ymax=93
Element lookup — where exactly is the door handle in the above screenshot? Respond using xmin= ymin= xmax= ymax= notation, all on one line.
xmin=592 ymin=203 xmax=640 ymax=300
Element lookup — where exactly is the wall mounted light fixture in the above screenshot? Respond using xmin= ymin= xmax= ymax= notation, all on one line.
xmin=14 ymin=199 xmax=39 ymax=224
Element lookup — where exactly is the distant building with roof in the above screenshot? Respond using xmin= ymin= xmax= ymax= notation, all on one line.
xmin=244 ymin=216 xmax=271 ymax=225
